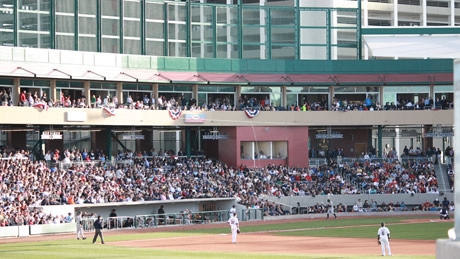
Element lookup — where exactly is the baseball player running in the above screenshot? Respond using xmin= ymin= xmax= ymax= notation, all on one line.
xmin=377 ymin=222 xmax=392 ymax=256
xmin=227 ymin=212 xmax=240 ymax=244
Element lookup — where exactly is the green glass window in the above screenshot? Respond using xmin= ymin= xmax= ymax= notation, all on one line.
xmin=91 ymin=82 xmax=117 ymax=90
xmin=56 ymin=81 xmax=84 ymax=88
xmin=56 ymin=0 xmax=74 ymax=13
xmin=0 ymin=78 xmax=14 ymax=86
xmin=21 ymin=79 xmax=50 ymax=87
xmin=0 ymin=1 xmax=14 ymax=46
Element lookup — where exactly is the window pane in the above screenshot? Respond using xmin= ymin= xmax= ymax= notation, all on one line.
xmin=146 ymin=22 xmax=164 ymax=39
xmin=56 ymin=15 xmax=74 ymax=33
xmin=168 ymin=24 xmax=186 ymax=41
xmin=124 ymin=20 xmax=140 ymax=37
xmin=102 ymin=38 xmax=119 ymax=53
xmin=19 ymin=12 xmax=50 ymax=31
xmin=145 ymin=1 xmax=164 ymax=20
xmin=56 ymin=0 xmax=74 ymax=13
xmin=102 ymin=18 xmax=119 ymax=36
xmin=146 ymin=41 xmax=164 ymax=56
xmin=101 ymin=0 xmax=119 ymax=16
xmin=78 ymin=0 xmax=96 ymax=15
xmin=124 ymin=0 xmax=140 ymax=18
xmin=79 ymin=16 xmax=96 ymax=34
xmin=56 ymin=35 xmax=75 ymax=50
xmin=79 ymin=36 xmax=97 ymax=52
xmin=0 ymin=31 xmax=14 ymax=46
xmin=124 ymin=39 xmax=141 ymax=54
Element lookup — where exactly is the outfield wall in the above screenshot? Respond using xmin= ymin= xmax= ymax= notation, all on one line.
xmin=267 ymin=193 xmax=454 ymax=211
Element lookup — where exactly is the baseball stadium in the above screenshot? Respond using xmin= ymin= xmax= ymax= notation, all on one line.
xmin=0 ymin=0 xmax=459 ymax=258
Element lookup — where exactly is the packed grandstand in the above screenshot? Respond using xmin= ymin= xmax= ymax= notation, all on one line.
xmin=0 ymin=147 xmax=454 ymax=227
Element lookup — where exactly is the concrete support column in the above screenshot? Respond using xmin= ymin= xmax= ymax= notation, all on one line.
xmin=236 ymin=85 xmax=241 ymax=108
xmin=153 ymin=83 xmax=159 ymax=110
xmin=116 ymin=82 xmax=123 ymax=106
xmin=13 ymin=78 xmax=20 ymax=106
xmin=50 ymin=80 xmax=57 ymax=104
xmin=392 ymin=0 xmax=398 ymax=26
xmin=193 ymin=84 xmax=198 ymax=106
xmin=83 ymin=81 xmax=90 ymax=107
xmin=281 ymin=85 xmax=287 ymax=109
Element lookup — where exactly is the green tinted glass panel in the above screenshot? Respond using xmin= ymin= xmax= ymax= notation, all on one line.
xmin=270 ymin=9 xmax=295 ymax=25
xmin=242 ymin=9 xmax=260 ymax=25
xmin=191 ymin=5 xmax=213 ymax=23
xmin=78 ymin=0 xmax=96 ymax=15
xmin=56 ymin=15 xmax=74 ymax=33
xmin=168 ymin=3 xmax=186 ymax=21
xmin=124 ymin=39 xmax=141 ymax=54
xmin=79 ymin=16 xmax=96 ymax=34
xmin=0 ymin=32 xmax=14 ymax=47
xmin=198 ymin=86 xmax=236 ymax=92
xmin=138 ymin=84 xmax=152 ymax=91
xmin=56 ymin=0 xmax=74 ymax=13
xmin=241 ymin=86 xmax=279 ymax=93
xmin=159 ymin=85 xmax=173 ymax=91
xmin=168 ymin=24 xmax=186 ymax=40
xmin=286 ymin=86 xmax=329 ymax=93
xmin=216 ymin=6 xmax=237 ymax=24
xmin=91 ymin=82 xmax=117 ymax=89
xmin=300 ymin=10 xmax=326 ymax=26
xmin=272 ymin=46 xmax=295 ymax=59
xmin=123 ymin=84 xmax=137 ymax=90
xmin=434 ymin=86 xmax=453 ymax=92
xmin=146 ymin=41 xmax=164 ymax=56
xmin=102 ymin=18 xmax=119 ymax=36
xmin=0 ymin=78 xmax=14 ymax=85
xmin=56 ymin=81 xmax=84 ymax=88
xmin=101 ymin=0 xmax=119 ymax=16
xmin=145 ymin=1 xmax=164 ymax=20
xmin=21 ymin=79 xmax=50 ymax=86
xmin=124 ymin=20 xmax=140 ymax=37
xmin=174 ymin=85 xmax=192 ymax=91
xmin=124 ymin=0 xmax=140 ymax=18
xmin=146 ymin=22 xmax=164 ymax=39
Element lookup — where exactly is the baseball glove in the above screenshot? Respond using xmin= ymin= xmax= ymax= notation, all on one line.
xmin=237 ymin=229 xmax=241 ymax=234
xmin=378 ymin=240 xmax=381 ymax=245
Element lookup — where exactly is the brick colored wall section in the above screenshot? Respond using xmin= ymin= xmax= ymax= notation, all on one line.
xmin=218 ymin=126 xmax=309 ymax=168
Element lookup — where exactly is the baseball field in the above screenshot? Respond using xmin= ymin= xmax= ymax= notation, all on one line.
xmin=0 ymin=214 xmax=452 ymax=259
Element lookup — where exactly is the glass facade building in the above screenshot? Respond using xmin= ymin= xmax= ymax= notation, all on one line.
xmin=1 ymin=0 xmax=458 ymax=60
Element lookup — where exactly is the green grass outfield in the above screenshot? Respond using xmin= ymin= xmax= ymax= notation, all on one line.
xmin=0 ymin=215 xmax=453 ymax=259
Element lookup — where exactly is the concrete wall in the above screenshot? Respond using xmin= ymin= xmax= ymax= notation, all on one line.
xmin=0 ymin=107 xmax=453 ymax=127
xmin=266 ymin=192 xmax=455 ymax=210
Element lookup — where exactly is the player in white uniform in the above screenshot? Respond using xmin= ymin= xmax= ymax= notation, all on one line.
xmin=326 ymin=199 xmax=337 ymax=219
xmin=229 ymin=205 xmax=236 ymax=219
xmin=227 ymin=212 xmax=240 ymax=244
xmin=377 ymin=222 xmax=392 ymax=256
xmin=76 ymin=211 xmax=86 ymax=240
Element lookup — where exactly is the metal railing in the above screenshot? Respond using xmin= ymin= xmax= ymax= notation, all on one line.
xmin=79 ymin=209 xmax=263 ymax=231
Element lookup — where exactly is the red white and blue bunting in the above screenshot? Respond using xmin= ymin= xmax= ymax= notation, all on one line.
xmin=244 ymin=109 xmax=260 ymax=118
xmin=33 ymin=102 xmax=49 ymax=111
xmin=103 ymin=107 xmax=116 ymax=116
xmin=169 ymin=108 xmax=182 ymax=120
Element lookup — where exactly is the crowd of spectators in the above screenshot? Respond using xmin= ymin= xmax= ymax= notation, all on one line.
xmin=2 ymin=88 xmax=453 ymax=112
xmin=0 ymin=144 xmax=454 ymax=227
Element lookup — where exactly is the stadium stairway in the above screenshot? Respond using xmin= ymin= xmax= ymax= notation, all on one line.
xmin=435 ymin=163 xmax=450 ymax=194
